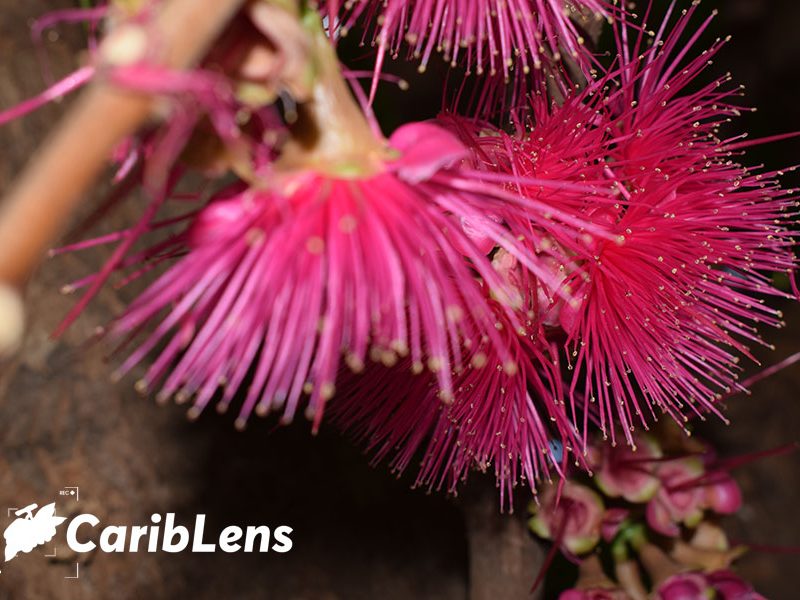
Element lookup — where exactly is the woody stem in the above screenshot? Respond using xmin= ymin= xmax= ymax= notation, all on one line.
xmin=461 ymin=479 xmax=546 ymax=600
xmin=0 ymin=0 xmax=246 ymax=351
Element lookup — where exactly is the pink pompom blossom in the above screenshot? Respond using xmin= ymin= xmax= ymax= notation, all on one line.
xmin=344 ymin=0 xmax=613 ymax=80
xmin=564 ymin=4 xmax=797 ymax=444
xmin=77 ymin=121 xmax=600 ymax=434
xmin=451 ymin=3 xmax=799 ymax=450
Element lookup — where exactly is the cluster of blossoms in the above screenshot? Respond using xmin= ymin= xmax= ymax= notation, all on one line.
xmin=330 ymin=3 xmax=799 ymax=503
xmin=529 ymin=424 xmax=772 ymax=599
xmin=2 ymin=0 xmax=797 ymax=536
xmin=1 ymin=0 xmax=798 ymax=595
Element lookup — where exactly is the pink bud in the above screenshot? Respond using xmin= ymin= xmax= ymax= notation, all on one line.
xmin=595 ymin=436 xmax=662 ymax=504
xmin=655 ymin=573 xmax=712 ymax=600
xmin=646 ymin=458 xmax=706 ymax=537
xmin=454 ymin=213 xmax=502 ymax=256
xmin=646 ymin=497 xmax=682 ymax=538
xmin=187 ymin=194 xmax=252 ymax=247
xmin=601 ymin=508 xmax=630 ymax=543
xmin=706 ymin=476 xmax=743 ymax=515
xmin=706 ymin=570 xmax=763 ymax=600
xmin=389 ymin=122 xmax=467 ymax=183
xmin=528 ymin=482 xmax=605 ymax=555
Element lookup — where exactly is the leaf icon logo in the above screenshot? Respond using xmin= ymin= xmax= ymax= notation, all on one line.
xmin=3 ymin=503 xmax=67 ymax=563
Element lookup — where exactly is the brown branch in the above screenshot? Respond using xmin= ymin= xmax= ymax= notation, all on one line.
xmin=0 ymin=0 xmax=246 ymax=352
xmin=461 ymin=479 xmax=546 ymax=600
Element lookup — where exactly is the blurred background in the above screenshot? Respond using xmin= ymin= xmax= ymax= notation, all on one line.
xmin=0 ymin=1 xmax=798 ymax=598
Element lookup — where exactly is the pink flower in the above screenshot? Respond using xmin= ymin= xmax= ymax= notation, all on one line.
xmin=80 ymin=122 xmax=594 ymax=436
xmin=655 ymin=570 xmax=763 ymax=600
xmin=655 ymin=573 xmax=713 ymax=600
xmin=706 ymin=570 xmax=765 ymax=600
xmin=644 ymin=441 xmax=744 ymax=536
xmin=646 ymin=459 xmax=707 ymax=537
xmin=441 ymin=101 xmax=616 ymax=335
xmin=594 ymin=436 xmax=663 ymax=503
xmin=577 ymin=6 xmax=795 ymax=436
xmin=321 ymin=113 xmax=620 ymax=500
xmin=344 ymin=0 xmax=614 ymax=79
xmin=529 ymin=482 xmax=605 ymax=555
xmin=463 ymin=4 xmax=799 ymax=449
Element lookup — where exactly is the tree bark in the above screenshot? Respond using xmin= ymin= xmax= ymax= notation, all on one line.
xmin=462 ymin=478 xmax=545 ymax=600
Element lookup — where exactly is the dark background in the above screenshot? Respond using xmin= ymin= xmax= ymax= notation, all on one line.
xmin=0 ymin=1 xmax=798 ymax=598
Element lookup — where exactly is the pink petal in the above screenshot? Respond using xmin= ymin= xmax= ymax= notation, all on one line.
xmin=389 ymin=123 xmax=467 ymax=183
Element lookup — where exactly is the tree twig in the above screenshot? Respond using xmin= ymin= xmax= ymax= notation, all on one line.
xmin=0 ymin=0 xmax=246 ymax=353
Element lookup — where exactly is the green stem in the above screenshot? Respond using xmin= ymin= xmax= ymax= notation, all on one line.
xmin=275 ymin=9 xmax=387 ymax=176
